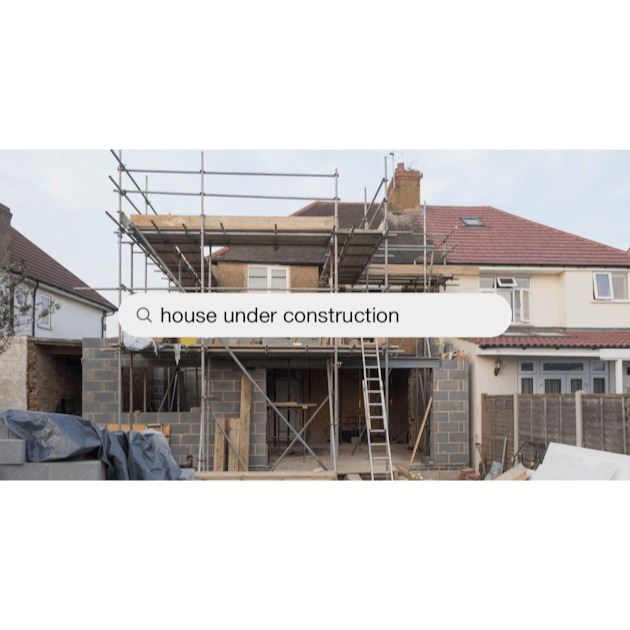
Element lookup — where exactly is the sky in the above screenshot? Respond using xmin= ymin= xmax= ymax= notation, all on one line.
xmin=0 ymin=149 xmax=629 ymax=326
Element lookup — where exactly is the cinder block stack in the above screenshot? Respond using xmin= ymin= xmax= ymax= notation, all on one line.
xmin=0 ymin=417 xmax=105 ymax=480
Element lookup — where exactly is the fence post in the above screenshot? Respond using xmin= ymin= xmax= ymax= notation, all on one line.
xmin=513 ymin=393 xmax=519 ymax=455
xmin=576 ymin=390 xmax=584 ymax=447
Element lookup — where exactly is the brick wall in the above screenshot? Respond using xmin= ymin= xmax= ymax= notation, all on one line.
xmin=28 ymin=344 xmax=82 ymax=415
xmin=82 ymin=339 xmax=268 ymax=469
xmin=430 ymin=359 xmax=470 ymax=469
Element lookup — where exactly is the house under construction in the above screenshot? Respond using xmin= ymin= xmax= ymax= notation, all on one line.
xmin=80 ymin=153 xmax=471 ymax=479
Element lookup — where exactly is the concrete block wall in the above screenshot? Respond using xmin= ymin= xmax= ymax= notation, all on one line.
xmin=82 ymin=340 xmax=268 ymax=470
xmin=430 ymin=359 xmax=470 ymax=469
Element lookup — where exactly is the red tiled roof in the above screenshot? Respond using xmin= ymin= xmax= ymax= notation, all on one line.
xmin=423 ymin=206 xmax=630 ymax=267
xmin=465 ymin=330 xmax=630 ymax=348
xmin=9 ymin=227 xmax=116 ymax=311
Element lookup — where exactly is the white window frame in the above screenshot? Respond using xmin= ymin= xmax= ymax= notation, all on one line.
xmin=247 ymin=265 xmax=289 ymax=293
xmin=480 ymin=276 xmax=531 ymax=324
xmin=37 ymin=292 xmax=53 ymax=329
xmin=593 ymin=271 xmax=630 ymax=301
xmin=517 ymin=359 xmax=607 ymax=394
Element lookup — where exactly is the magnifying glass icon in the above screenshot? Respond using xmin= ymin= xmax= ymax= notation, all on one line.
xmin=137 ymin=307 xmax=152 ymax=324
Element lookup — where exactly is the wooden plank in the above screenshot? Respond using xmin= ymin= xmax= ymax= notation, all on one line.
xmin=107 ymin=424 xmax=146 ymax=432
xmin=346 ymin=473 xmax=363 ymax=481
xmin=495 ymin=463 xmax=530 ymax=481
xmin=410 ymin=397 xmax=433 ymax=463
xmin=195 ymin=471 xmax=338 ymax=481
xmin=131 ymin=214 xmax=334 ymax=232
xmin=227 ymin=418 xmax=241 ymax=472
xmin=239 ymin=376 xmax=253 ymax=471
xmin=213 ymin=417 xmax=227 ymax=472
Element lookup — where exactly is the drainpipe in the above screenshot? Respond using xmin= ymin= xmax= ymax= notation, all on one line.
xmin=31 ymin=280 xmax=39 ymax=336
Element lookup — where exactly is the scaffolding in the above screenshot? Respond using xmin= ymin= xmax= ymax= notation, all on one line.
xmin=90 ymin=150 xmax=456 ymax=476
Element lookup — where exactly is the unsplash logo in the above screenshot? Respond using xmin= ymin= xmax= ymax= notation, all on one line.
xmin=50 ymin=50 xmax=114 ymax=114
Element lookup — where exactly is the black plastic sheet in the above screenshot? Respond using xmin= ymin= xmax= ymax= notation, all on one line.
xmin=1 ymin=409 xmax=181 ymax=480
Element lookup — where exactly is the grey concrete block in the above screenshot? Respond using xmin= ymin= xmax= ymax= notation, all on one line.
xmin=448 ymin=411 xmax=469 ymax=423
xmin=48 ymin=461 xmax=105 ymax=481
xmin=441 ymin=360 xmax=460 ymax=369
xmin=93 ymin=392 xmax=116 ymax=403
xmin=0 ymin=463 xmax=49 ymax=480
xmin=449 ymin=370 xmax=469 ymax=380
xmin=448 ymin=390 xmax=469 ymax=401
xmin=83 ymin=381 xmax=105 ymax=392
xmin=435 ymin=421 xmax=461 ymax=432
xmin=432 ymin=391 xmax=449 ymax=401
xmin=436 ymin=401 xmax=459 ymax=412
xmin=180 ymin=435 xmax=200 ymax=446
xmin=170 ymin=423 xmax=193 ymax=435
xmin=1 ymin=460 xmax=106 ymax=480
xmin=433 ymin=369 xmax=448 ymax=380
xmin=436 ymin=381 xmax=459 ymax=390
xmin=436 ymin=443 xmax=460 ymax=454
xmin=0 ymin=439 xmax=26 ymax=465
xmin=449 ymin=432 xmax=469 ymax=443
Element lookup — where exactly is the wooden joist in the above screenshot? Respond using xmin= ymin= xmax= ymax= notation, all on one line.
xmin=195 ymin=471 xmax=338 ymax=481
xmin=131 ymin=214 xmax=334 ymax=233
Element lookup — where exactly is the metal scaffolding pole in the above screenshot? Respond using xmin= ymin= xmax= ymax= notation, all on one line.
xmin=117 ymin=150 xmax=123 ymax=431
xmin=333 ymin=168 xmax=339 ymax=472
xmin=199 ymin=151 xmax=206 ymax=471
xmin=383 ymin=157 xmax=390 ymax=427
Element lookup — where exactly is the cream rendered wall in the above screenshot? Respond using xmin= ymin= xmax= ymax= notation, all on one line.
xmin=529 ymin=273 xmax=565 ymax=327
xmin=0 ymin=335 xmax=28 ymax=410
xmin=564 ymin=270 xmax=630 ymax=328
xmin=14 ymin=287 xmax=105 ymax=339
xmin=442 ymin=270 xmax=479 ymax=294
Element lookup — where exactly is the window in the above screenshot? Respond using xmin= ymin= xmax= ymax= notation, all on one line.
xmin=37 ymin=293 xmax=52 ymax=329
xmin=570 ymin=379 xmax=583 ymax=393
xmin=544 ymin=379 xmax=562 ymax=394
xmin=593 ymin=272 xmax=629 ymax=300
xmin=460 ymin=216 xmax=484 ymax=227
xmin=480 ymin=276 xmax=531 ymax=323
xmin=542 ymin=362 xmax=584 ymax=372
xmin=521 ymin=378 xmax=534 ymax=394
xmin=247 ymin=266 xmax=288 ymax=293
xmin=593 ymin=378 xmax=606 ymax=394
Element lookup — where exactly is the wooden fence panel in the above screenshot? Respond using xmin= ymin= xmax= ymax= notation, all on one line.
xmin=483 ymin=394 xmax=630 ymax=465
xmin=481 ymin=394 xmax=513 ymax=471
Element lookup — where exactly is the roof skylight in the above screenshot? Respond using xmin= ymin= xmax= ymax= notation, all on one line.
xmin=461 ymin=216 xmax=484 ymax=227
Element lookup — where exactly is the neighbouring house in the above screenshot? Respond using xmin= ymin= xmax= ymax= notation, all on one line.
xmin=0 ymin=202 xmax=116 ymax=414
xmin=425 ymin=204 xmax=630 ymax=469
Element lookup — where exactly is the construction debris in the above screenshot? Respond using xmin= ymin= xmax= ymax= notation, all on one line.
xmin=527 ymin=442 xmax=630 ymax=480
xmin=459 ymin=468 xmax=480 ymax=480
xmin=494 ymin=463 xmax=529 ymax=481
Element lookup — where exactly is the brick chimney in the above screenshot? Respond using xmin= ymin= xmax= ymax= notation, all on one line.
xmin=0 ymin=202 xmax=12 ymax=265
xmin=388 ymin=163 xmax=422 ymax=214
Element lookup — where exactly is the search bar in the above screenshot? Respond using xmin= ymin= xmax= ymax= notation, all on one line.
xmin=118 ymin=293 xmax=511 ymax=339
